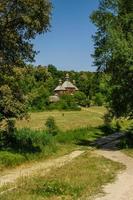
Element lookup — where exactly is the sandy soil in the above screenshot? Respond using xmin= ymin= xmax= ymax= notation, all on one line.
xmin=93 ymin=150 xmax=133 ymax=200
xmin=0 ymin=150 xmax=84 ymax=187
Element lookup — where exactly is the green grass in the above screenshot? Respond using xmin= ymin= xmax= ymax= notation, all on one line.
xmin=0 ymin=151 xmax=26 ymax=171
xmin=56 ymin=126 xmax=107 ymax=144
xmin=0 ymin=107 xmax=108 ymax=171
xmin=0 ymin=151 xmax=124 ymax=200
xmin=16 ymin=106 xmax=106 ymax=131
xmin=0 ymin=125 xmax=108 ymax=172
xmin=0 ymin=145 xmax=78 ymax=176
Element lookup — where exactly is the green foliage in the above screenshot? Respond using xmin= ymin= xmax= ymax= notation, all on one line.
xmin=90 ymin=0 xmax=133 ymax=118
xmin=45 ymin=117 xmax=59 ymax=136
xmin=0 ymin=128 xmax=57 ymax=169
xmin=0 ymin=64 xmax=109 ymax=113
xmin=56 ymin=127 xmax=106 ymax=144
xmin=0 ymin=0 xmax=51 ymax=122
xmin=0 ymin=151 xmax=25 ymax=168
xmin=0 ymin=119 xmax=16 ymax=149
xmin=0 ymin=0 xmax=51 ymax=66
xmin=28 ymin=86 xmax=50 ymax=111
xmin=59 ymin=94 xmax=81 ymax=110
xmin=13 ymin=128 xmax=55 ymax=152
xmin=103 ymin=114 xmax=133 ymax=148
xmin=48 ymin=94 xmax=81 ymax=111
xmin=74 ymin=91 xmax=87 ymax=106
xmin=0 ymin=79 xmax=27 ymax=120
xmin=93 ymin=92 xmax=105 ymax=106
xmin=6 ymin=119 xmax=15 ymax=134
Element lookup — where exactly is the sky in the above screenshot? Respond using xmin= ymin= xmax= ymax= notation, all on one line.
xmin=33 ymin=0 xmax=99 ymax=71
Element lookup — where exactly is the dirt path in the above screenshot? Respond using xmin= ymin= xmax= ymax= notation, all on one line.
xmin=93 ymin=150 xmax=133 ymax=200
xmin=0 ymin=150 xmax=84 ymax=187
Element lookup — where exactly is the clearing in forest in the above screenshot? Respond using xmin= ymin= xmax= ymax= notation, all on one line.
xmin=16 ymin=106 xmax=106 ymax=130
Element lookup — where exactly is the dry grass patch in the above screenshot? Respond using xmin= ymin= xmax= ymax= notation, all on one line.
xmin=16 ymin=107 xmax=106 ymax=131
xmin=0 ymin=151 xmax=124 ymax=200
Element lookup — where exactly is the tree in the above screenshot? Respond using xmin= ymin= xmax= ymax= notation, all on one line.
xmin=0 ymin=0 xmax=51 ymax=66
xmin=0 ymin=0 xmax=52 ymax=122
xmin=74 ymin=91 xmax=87 ymax=107
xmin=90 ymin=0 xmax=133 ymax=118
xmin=28 ymin=86 xmax=50 ymax=111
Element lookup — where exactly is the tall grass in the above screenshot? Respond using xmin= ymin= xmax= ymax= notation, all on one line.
xmin=0 ymin=151 xmax=26 ymax=170
xmin=0 ymin=122 xmax=112 ymax=170
xmin=0 ymin=127 xmax=58 ymax=170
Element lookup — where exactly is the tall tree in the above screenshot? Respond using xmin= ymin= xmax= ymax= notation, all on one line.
xmin=90 ymin=0 xmax=133 ymax=118
xmin=0 ymin=0 xmax=52 ymax=121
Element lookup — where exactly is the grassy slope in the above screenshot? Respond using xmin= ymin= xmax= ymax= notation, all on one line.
xmin=16 ymin=106 xmax=106 ymax=131
xmin=0 ymin=151 xmax=124 ymax=200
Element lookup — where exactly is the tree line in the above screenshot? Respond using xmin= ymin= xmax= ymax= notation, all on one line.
xmin=9 ymin=64 xmax=109 ymax=111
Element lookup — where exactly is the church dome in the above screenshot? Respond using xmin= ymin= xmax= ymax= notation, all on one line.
xmin=62 ymin=74 xmax=78 ymax=90
xmin=54 ymin=79 xmax=66 ymax=91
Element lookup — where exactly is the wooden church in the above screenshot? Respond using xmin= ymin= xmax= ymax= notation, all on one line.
xmin=49 ymin=74 xmax=79 ymax=102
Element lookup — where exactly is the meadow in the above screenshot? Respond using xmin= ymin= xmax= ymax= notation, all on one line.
xmin=0 ymin=106 xmax=127 ymax=199
xmin=16 ymin=106 xmax=106 ymax=130
xmin=0 ymin=107 xmax=107 ymax=171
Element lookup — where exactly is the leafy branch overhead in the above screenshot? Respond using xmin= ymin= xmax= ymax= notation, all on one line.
xmin=0 ymin=0 xmax=52 ymax=66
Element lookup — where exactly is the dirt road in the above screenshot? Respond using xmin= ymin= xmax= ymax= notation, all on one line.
xmin=0 ymin=150 xmax=84 ymax=187
xmin=93 ymin=150 xmax=133 ymax=200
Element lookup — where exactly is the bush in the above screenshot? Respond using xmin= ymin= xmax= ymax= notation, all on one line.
xmin=14 ymin=128 xmax=55 ymax=152
xmin=93 ymin=93 xmax=105 ymax=106
xmin=45 ymin=117 xmax=59 ymax=136
xmin=103 ymin=115 xmax=133 ymax=148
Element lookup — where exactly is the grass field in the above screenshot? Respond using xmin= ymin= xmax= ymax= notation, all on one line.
xmin=16 ymin=106 xmax=106 ymax=131
xmin=0 ymin=107 xmax=108 ymax=171
xmin=0 ymin=151 xmax=124 ymax=200
xmin=0 ymin=107 xmax=126 ymax=199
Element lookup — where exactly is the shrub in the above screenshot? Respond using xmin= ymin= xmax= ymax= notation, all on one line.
xmin=93 ymin=93 xmax=105 ymax=106
xmin=45 ymin=117 xmax=59 ymax=136
xmin=14 ymin=128 xmax=54 ymax=152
